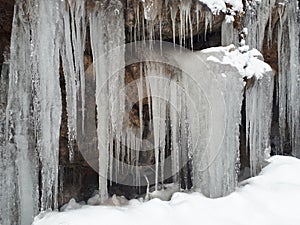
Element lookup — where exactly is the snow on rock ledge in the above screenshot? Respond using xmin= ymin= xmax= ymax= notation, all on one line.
xmin=202 ymin=44 xmax=273 ymax=79
xmin=199 ymin=0 xmax=243 ymax=14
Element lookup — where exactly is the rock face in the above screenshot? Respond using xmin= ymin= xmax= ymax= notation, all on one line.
xmin=0 ymin=0 xmax=286 ymax=208
xmin=0 ymin=0 xmax=14 ymax=68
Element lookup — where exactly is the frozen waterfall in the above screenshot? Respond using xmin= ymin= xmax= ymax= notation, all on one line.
xmin=245 ymin=0 xmax=300 ymax=159
xmin=1 ymin=1 xmax=296 ymax=225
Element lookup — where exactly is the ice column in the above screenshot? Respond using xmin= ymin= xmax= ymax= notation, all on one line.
xmin=1 ymin=2 xmax=39 ymax=224
xmin=246 ymin=73 xmax=274 ymax=176
xmin=61 ymin=0 xmax=86 ymax=161
xmin=34 ymin=0 xmax=63 ymax=211
xmin=179 ymin=48 xmax=244 ymax=197
xmin=277 ymin=3 xmax=300 ymax=158
xmin=89 ymin=0 xmax=125 ymax=203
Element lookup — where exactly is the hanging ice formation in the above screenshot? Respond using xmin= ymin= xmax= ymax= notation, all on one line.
xmin=0 ymin=0 xmax=280 ymax=224
xmin=276 ymin=2 xmax=300 ymax=158
xmin=245 ymin=1 xmax=300 ymax=159
xmin=61 ymin=0 xmax=86 ymax=161
xmin=246 ymin=69 xmax=274 ymax=176
xmin=89 ymin=0 xmax=125 ymax=203
xmin=0 ymin=0 xmax=86 ymax=224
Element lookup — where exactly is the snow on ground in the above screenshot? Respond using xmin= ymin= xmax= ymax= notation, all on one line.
xmin=33 ymin=156 xmax=300 ymax=225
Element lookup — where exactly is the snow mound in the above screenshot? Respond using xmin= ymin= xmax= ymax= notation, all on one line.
xmin=33 ymin=156 xmax=300 ymax=225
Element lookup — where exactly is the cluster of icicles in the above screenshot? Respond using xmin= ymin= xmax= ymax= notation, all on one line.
xmin=244 ymin=0 xmax=300 ymax=162
xmin=0 ymin=0 xmax=299 ymax=225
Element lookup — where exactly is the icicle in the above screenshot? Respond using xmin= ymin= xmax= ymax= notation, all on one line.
xmin=136 ymin=70 xmax=144 ymax=186
xmin=196 ymin=4 xmax=201 ymax=33
xmin=0 ymin=6 xmax=34 ymax=223
xmin=179 ymin=0 xmax=191 ymax=48
xmin=245 ymin=0 xmax=277 ymax=51
xmin=2 ymin=0 xmax=62 ymax=223
xmin=221 ymin=18 xmax=234 ymax=46
xmin=170 ymin=1 xmax=178 ymax=47
xmin=89 ymin=5 xmax=109 ymax=203
xmin=36 ymin=0 xmax=63 ymax=210
xmin=60 ymin=0 xmax=87 ymax=161
xmin=276 ymin=4 xmax=286 ymax=154
xmin=246 ymin=74 xmax=274 ymax=176
xmin=143 ymin=61 xmax=171 ymax=189
xmin=243 ymin=0 xmax=300 ymax=162
xmin=288 ymin=5 xmax=300 ymax=158
xmin=179 ymin=94 xmax=189 ymax=189
xmin=188 ymin=5 xmax=193 ymax=49
xmin=158 ymin=69 xmax=169 ymax=185
xmin=136 ymin=2 xmax=140 ymax=41
xmin=10 ymin=2 xmax=39 ymax=220
xmin=170 ymin=79 xmax=180 ymax=184
xmin=0 ymin=61 xmax=8 ymax=144
xmin=141 ymin=0 xmax=159 ymax=21
xmin=89 ymin=0 xmax=125 ymax=203
xmin=255 ymin=1 xmax=300 ymax=158
xmin=159 ymin=16 xmax=163 ymax=51
xmin=204 ymin=11 xmax=212 ymax=42
xmin=173 ymin=46 xmax=244 ymax=198
xmin=179 ymin=2 xmax=184 ymax=46
xmin=145 ymin=62 xmax=160 ymax=190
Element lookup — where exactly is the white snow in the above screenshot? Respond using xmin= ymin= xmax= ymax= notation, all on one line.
xmin=32 ymin=156 xmax=300 ymax=225
xmin=203 ymin=45 xmax=272 ymax=79
xmin=199 ymin=0 xmax=243 ymax=14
